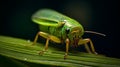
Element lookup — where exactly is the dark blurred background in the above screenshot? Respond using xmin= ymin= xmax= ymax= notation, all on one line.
xmin=0 ymin=0 xmax=119 ymax=58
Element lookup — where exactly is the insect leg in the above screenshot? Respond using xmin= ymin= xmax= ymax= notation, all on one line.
xmin=64 ymin=38 xmax=70 ymax=59
xmin=33 ymin=31 xmax=62 ymax=55
xmin=84 ymin=43 xmax=92 ymax=53
xmin=78 ymin=39 xmax=92 ymax=53
xmin=32 ymin=32 xmax=40 ymax=45
xmin=39 ymin=37 xmax=50 ymax=55
xmin=32 ymin=31 xmax=49 ymax=54
xmin=78 ymin=38 xmax=97 ymax=54
xmin=87 ymin=38 xmax=97 ymax=54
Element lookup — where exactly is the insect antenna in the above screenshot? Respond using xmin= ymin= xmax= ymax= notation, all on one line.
xmin=85 ymin=31 xmax=106 ymax=36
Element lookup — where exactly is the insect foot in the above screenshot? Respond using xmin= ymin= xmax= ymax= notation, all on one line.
xmin=64 ymin=53 xmax=68 ymax=60
xmin=94 ymin=52 xmax=98 ymax=55
xmin=38 ymin=50 xmax=45 ymax=55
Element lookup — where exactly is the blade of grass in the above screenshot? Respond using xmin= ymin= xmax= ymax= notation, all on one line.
xmin=0 ymin=35 xmax=120 ymax=67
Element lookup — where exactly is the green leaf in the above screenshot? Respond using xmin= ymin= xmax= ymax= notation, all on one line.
xmin=0 ymin=35 xmax=120 ymax=67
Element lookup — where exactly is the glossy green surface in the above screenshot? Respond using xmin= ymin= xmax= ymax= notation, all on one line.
xmin=32 ymin=9 xmax=84 ymax=45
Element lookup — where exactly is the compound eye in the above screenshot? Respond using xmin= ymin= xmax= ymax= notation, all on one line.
xmin=66 ymin=28 xmax=70 ymax=34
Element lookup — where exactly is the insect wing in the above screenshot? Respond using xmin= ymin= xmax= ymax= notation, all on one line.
xmin=32 ymin=9 xmax=65 ymax=26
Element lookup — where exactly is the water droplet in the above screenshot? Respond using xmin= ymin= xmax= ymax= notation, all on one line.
xmin=24 ymin=58 xmax=27 ymax=60
xmin=27 ymin=40 xmax=30 ymax=43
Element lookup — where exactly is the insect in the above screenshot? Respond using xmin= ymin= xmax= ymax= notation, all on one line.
xmin=32 ymin=9 xmax=105 ymax=59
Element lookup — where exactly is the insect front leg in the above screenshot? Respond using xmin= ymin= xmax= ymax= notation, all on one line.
xmin=64 ymin=38 xmax=70 ymax=59
xmin=33 ymin=31 xmax=61 ymax=55
xmin=78 ymin=38 xmax=97 ymax=54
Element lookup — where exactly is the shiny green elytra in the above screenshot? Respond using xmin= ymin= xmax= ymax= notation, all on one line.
xmin=32 ymin=9 xmax=99 ymax=59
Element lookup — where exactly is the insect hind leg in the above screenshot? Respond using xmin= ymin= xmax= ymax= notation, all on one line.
xmin=32 ymin=31 xmax=61 ymax=55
